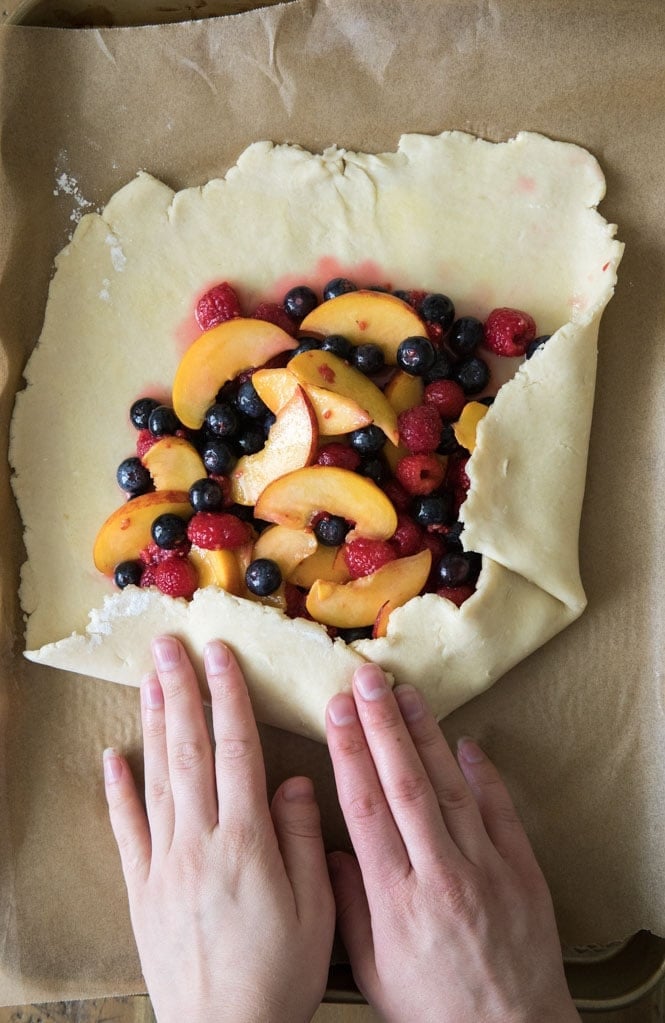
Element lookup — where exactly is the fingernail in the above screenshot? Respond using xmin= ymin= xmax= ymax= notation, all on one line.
xmin=457 ymin=736 xmax=485 ymax=764
xmin=327 ymin=692 xmax=358 ymax=726
xmin=142 ymin=673 xmax=164 ymax=710
xmin=281 ymin=776 xmax=314 ymax=802
xmin=394 ymin=683 xmax=424 ymax=722
xmin=354 ymin=663 xmax=388 ymax=701
xmin=103 ymin=748 xmax=122 ymax=784
xmin=204 ymin=640 xmax=230 ymax=674
xmin=152 ymin=636 xmax=180 ymax=671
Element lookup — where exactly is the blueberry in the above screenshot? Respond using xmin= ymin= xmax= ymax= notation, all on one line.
xmin=235 ymin=379 xmax=269 ymax=419
xmin=358 ymin=457 xmax=388 ymax=486
xmin=245 ymin=558 xmax=282 ymax=596
xmin=289 ymin=336 xmax=322 ymax=358
xmin=204 ymin=402 xmax=238 ymax=438
xmin=526 ymin=334 xmax=551 ymax=359
xmin=454 ymin=357 xmax=490 ymax=395
xmin=349 ymin=424 xmax=386 ymax=456
xmin=396 ymin=336 xmax=437 ymax=376
xmin=130 ymin=396 xmax=161 ymax=431
xmin=283 ymin=285 xmax=318 ymax=320
xmin=314 ymin=515 xmax=349 ymax=547
xmin=151 ymin=513 xmax=188 ymax=549
xmin=478 ymin=395 xmax=495 ymax=406
xmin=412 ymin=492 xmax=454 ymax=528
xmin=368 ymin=284 xmax=391 ymax=293
xmin=350 ymin=343 xmax=385 ymax=376
xmin=114 ymin=560 xmax=143 ymax=589
xmin=444 ymin=521 xmax=465 ymax=553
xmin=320 ymin=334 xmax=353 ymax=360
xmin=437 ymin=423 xmax=462 ymax=456
xmin=116 ymin=457 xmax=152 ymax=496
xmin=202 ymin=439 xmax=237 ymax=475
xmin=323 ymin=277 xmax=357 ymax=301
xmin=424 ymin=350 xmax=454 ymax=383
xmin=263 ymin=411 xmax=277 ymax=437
xmin=148 ymin=405 xmax=180 ymax=437
xmin=434 ymin=552 xmax=475 ymax=587
xmin=420 ymin=293 xmax=455 ymax=332
xmin=189 ymin=477 xmax=224 ymax=512
xmin=448 ymin=317 xmax=484 ymax=359
xmin=227 ymin=502 xmax=255 ymax=523
xmin=339 ymin=626 xmax=373 ymax=642
xmin=235 ymin=423 xmax=265 ymax=456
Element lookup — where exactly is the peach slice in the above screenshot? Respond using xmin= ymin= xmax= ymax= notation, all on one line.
xmin=252 ymin=524 xmax=318 ymax=578
xmin=299 ymin=290 xmax=427 ymax=363
xmin=142 ymin=436 xmax=206 ymax=491
xmin=289 ymin=544 xmax=351 ymax=588
xmin=305 ymin=549 xmax=432 ymax=627
xmin=172 ymin=318 xmax=298 ymax=429
xmin=93 ymin=490 xmax=192 ymax=575
xmin=230 ymin=385 xmax=318 ymax=505
xmin=453 ymin=401 xmax=489 ymax=453
xmin=252 ymin=367 xmax=372 ymax=435
xmin=384 ymin=370 xmax=424 ymax=415
xmin=255 ymin=465 xmax=398 ymax=541
xmin=188 ymin=545 xmax=243 ymax=594
xmin=288 ymin=350 xmax=399 ymax=445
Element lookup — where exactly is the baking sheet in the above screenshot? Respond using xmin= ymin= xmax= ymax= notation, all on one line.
xmin=1 ymin=0 xmax=665 ymax=1004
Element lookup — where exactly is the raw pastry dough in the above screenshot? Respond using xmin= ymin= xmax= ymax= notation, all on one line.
xmin=9 ymin=131 xmax=622 ymax=742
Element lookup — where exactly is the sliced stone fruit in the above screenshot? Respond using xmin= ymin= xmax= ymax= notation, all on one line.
xmin=288 ymin=350 xmax=399 ymax=445
xmin=252 ymin=524 xmax=318 ymax=579
xmin=299 ymin=290 xmax=427 ymax=363
xmin=188 ymin=545 xmax=244 ymax=594
xmin=453 ymin=400 xmax=489 ymax=453
xmin=142 ymin=436 xmax=206 ymax=491
xmin=252 ymin=367 xmax=372 ymax=435
xmin=289 ymin=544 xmax=351 ymax=588
xmin=384 ymin=370 xmax=425 ymax=415
xmin=254 ymin=465 xmax=398 ymax=541
xmin=172 ymin=318 xmax=298 ymax=429
xmin=230 ymin=385 xmax=318 ymax=506
xmin=305 ymin=549 xmax=432 ymax=627
xmin=93 ymin=490 xmax=192 ymax=575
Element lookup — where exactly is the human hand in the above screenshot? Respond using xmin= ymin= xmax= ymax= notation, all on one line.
xmin=326 ymin=665 xmax=579 ymax=1023
xmin=103 ymin=636 xmax=335 ymax=1023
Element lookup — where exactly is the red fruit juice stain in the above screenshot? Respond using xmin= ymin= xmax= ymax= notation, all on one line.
xmin=357 ymin=320 xmax=368 ymax=331
xmin=602 ymin=261 xmax=610 ymax=272
xmin=317 ymin=364 xmax=336 ymax=383
xmin=516 ymin=175 xmax=537 ymax=194
xmin=266 ymin=256 xmax=391 ymax=301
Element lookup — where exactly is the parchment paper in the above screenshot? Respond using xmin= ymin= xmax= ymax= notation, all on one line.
xmin=1 ymin=0 xmax=664 ymax=1005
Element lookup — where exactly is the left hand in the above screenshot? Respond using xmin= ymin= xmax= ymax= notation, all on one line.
xmin=103 ymin=636 xmax=335 ymax=1023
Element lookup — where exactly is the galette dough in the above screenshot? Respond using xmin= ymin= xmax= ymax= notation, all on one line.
xmin=10 ymin=131 xmax=622 ymax=742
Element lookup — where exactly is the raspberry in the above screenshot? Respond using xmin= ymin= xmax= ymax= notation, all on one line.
xmin=140 ymin=541 xmax=190 ymax=566
xmin=391 ymin=514 xmax=424 ymax=557
xmin=140 ymin=565 xmax=157 ymax=588
xmin=398 ymin=404 xmax=442 ymax=454
xmin=343 ymin=537 xmax=397 ymax=580
xmin=436 ymin=584 xmax=475 ymax=607
xmin=154 ymin=558 xmax=198 ymax=599
xmin=483 ymin=307 xmax=536 ymax=358
xmin=424 ymin=379 xmax=466 ymax=421
xmin=420 ymin=532 xmax=446 ymax=560
xmin=285 ymin=583 xmax=311 ymax=620
xmin=136 ymin=429 xmax=158 ymax=458
xmin=316 ymin=443 xmax=361 ymax=471
xmin=396 ymin=454 xmax=445 ymax=496
xmin=195 ymin=282 xmax=242 ymax=331
xmin=425 ymin=321 xmax=444 ymax=345
xmin=402 ymin=289 xmax=428 ymax=312
xmin=446 ymin=455 xmax=471 ymax=494
xmin=187 ymin=512 xmax=252 ymax=550
xmin=381 ymin=477 xmax=411 ymax=512
xmin=252 ymin=302 xmax=298 ymax=337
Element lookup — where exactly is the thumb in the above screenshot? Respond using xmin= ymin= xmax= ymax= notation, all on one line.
xmin=328 ymin=850 xmax=377 ymax=993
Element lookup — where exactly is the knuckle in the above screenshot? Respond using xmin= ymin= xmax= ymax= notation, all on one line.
xmin=434 ymin=868 xmax=484 ymax=923
xmin=214 ymin=734 xmax=255 ymax=762
xmin=434 ymin=780 xmax=474 ymax=816
xmin=170 ymin=738 xmax=208 ymax=772
xmin=346 ymin=788 xmax=387 ymax=827
xmin=147 ymin=775 xmax=171 ymax=805
xmin=334 ymin=732 xmax=367 ymax=759
xmin=386 ymin=771 xmax=431 ymax=809
xmin=366 ymin=704 xmax=403 ymax=737
xmin=280 ymin=810 xmax=321 ymax=840
xmin=142 ymin=714 xmax=166 ymax=741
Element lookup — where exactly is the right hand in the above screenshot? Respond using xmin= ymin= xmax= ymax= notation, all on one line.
xmin=326 ymin=663 xmax=579 ymax=1023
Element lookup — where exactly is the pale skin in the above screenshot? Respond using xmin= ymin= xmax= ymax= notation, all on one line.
xmin=104 ymin=637 xmax=579 ymax=1023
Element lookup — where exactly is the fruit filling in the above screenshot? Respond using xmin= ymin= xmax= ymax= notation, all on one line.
xmin=94 ymin=278 xmax=547 ymax=642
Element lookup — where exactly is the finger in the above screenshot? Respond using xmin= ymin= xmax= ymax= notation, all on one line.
xmin=270 ymin=777 xmax=333 ymax=927
xmin=140 ymin=672 xmax=175 ymax=858
xmin=351 ymin=666 xmax=467 ymax=874
xmin=328 ymin=851 xmax=376 ymax=995
xmin=152 ymin=636 xmax=217 ymax=834
xmin=326 ymin=690 xmax=411 ymax=891
xmin=204 ymin=641 xmax=270 ymax=832
xmin=103 ymin=748 xmax=150 ymax=890
xmin=393 ymin=684 xmax=496 ymax=867
xmin=457 ymin=737 xmax=544 ymax=881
